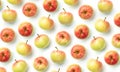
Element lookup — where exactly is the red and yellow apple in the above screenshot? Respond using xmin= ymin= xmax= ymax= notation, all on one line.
xmin=64 ymin=0 xmax=78 ymax=6
xmin=0 ymin=0 xmax=2 ymax=9
xmin=114 ymin=13 xmax=120 ymax=27
xmin=112 ymin=33 xmax=120 ymax=48
xmin=0 ymin=67 xmax=6 ymax=72
xmin=67 ymin=64 xmax=81 ymax=72
xmin=7 ymin=0 xmax=22 ymax=5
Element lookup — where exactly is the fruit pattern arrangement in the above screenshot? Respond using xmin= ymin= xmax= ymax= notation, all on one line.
xmin=0 ymin=0 xmax=120 ymax=72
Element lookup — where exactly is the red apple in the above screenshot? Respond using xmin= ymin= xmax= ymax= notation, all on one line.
xmin=112 ymin=33 xmax=120 ymax=48
xmin=67 ymin=64 xmax=81 ymax=72
xmin=114 ymin=13 xmax=120 ymax=27
xmin=0 ymin=28 xmax=15 ymax=42
xmin=43 ymin=0 xmax=58 ymax=12
xmin=0 ymin=67 xmax=6 ymax=72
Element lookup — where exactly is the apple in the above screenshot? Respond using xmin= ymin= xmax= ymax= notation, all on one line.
xmin=67 ymin=64 xmax=81 ymax=72
xmin=98 ymin=0 xmax=113 ymax=13
xmin=2 ymin=6 xmax=17 ymax=22
xmin=58 ymin=8 xmax=73 ymax=25
xmin=16 ymin=40 xmax=32 ymax=56
xmin=0 ymin=28 xmax=15 ymax=42
xmin=0 ymin=0 xmax=2 ymax=9
xmin=43 ymin=0 xmax=58 ymax=12
xmin=78 ymin=5 xmax=93 ymax=19
xmin=112 ymin=33 xmax=120 ymax=48
xmin=56 ymin=31 xmax=71 ymax=46
xmin=34 ymin=34 xmax=50 ymax=48
xmin=114 ymin=13 xmax=120 ymax=27
xmin=39 ymin=15 xmax=54 ymax=30
xmin=22 ymin=2 xmax=37 ymax=17
xmin=87 ymin=57 xmax=102 ymax=72
xmin=64 ymin=0 xmax=78 ymax=6
xmin=95 ymin=17 xmax=110 ymax=33
xmin=33 ymin=56 xmax=48 ymax=72
xmin=50 ymin=47 xmax=66 ymax=64
xmin=18 ymin=21 xmax=33 ymax=37
xmin=71 ymin=44 xmax=86 ymax=59
xmin=12 ymin=60 xmax=28 ymax=72
xmin=74 ymin=24 xmax=89 ymax=39
xmin=104 ymin=50 xmax=119 ymax=65
xmin=0 ymin=48 xmax=11 ymax=62
xmin=0 ymin=67 xmax=6 ymax=72
xmin=90 ymin=36 xmax=106 ymax=51
xmin=7 ymin=0 xmax=22 ymax=5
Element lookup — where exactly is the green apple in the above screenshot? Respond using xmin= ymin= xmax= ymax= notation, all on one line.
xmin=95 ymin=17 xmax=110 ymax=33
xmin=16 ymin=40 xmax=32 ymax=56
xmin=90 ymin=36 xmax=106 ymax=51
xmin=12 ymin=60 xmax=28 ymax=72
xmin=64 ymin=0 xmax=78 ymax=6
xmin=7 ymin=0 xmax=22 ymax=5
xmin=58 ymin=8 xmax=73 ymax=25
xmin=34 ymin=34 xmax=50 ymax=48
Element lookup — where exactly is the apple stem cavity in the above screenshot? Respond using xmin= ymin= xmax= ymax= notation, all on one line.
xmin=63 ymin=8 xmax=66 ymax=12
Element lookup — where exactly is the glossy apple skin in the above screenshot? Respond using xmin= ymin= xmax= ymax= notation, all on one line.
xmin=114 ymin=13 xmax=120 ymax=27
xmin=56 ymin=31 xmax=71 ymax=46
xmin=33 ymin=57 xmax=48 ymax=71
xmin=74 ymin=24 xmax=89 ymax=39
xmin=64 ymin=0 xmax=78 ymax=6
xmin=67 ymin=64 xmax=81 ymax=72
xmin=0 ymin=28 xmax=15 ymax=42
xmin=0 ymin=67 xmax=6 ymax=72
xmin=7 ymin=0 xmax=22 ymax=5
xmin=0 ymin=48 xmax=10 ymax=62
xmin=112 ymin=34 xmax=120 ymax=48
xmin=43 ymin=0 xmax=58 ymax=12
xmin=71 ymin=45 xmax=86 ymax=59
xmin=22 ymin=2 xmax=37 ymax=17
xmin=18 ymin=22 xmax=33 ymax=37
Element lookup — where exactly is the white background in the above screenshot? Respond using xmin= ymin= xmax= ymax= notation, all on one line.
xmin=0 ymin=0 xmax=120 ymax=72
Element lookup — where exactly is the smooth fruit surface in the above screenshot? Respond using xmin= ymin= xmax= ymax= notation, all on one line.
xmin=114 ymin=13 xmax=120 ymax=27
xmin=7 ymin=0 xmax=22 ymax=5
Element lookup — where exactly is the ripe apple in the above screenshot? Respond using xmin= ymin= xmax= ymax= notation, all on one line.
xmin=98 ymin=0 xmax=113 ymax=13
xmin=16 ymin=40 xmax=32 ymax=56
xmin=0 ymin=67 xmax=6 ymax=72
xmin=58 ymin=8 xmax=73 ymax=25
xmin=78 ymin=5 xmax=93 ymax=19
xmin=0 ymin=48 xmax=11 ymax=62
xmin=50 ymin=47 xmax=66 ymax=64
xmin=95 ymin=17 xmax=110 ymax=33
xmin=33 ymin=56 xmax=48 ymax=72
xmin=12 ymin=60 xmax=28 ymax=72
xmin=39 ymin=15 xmax=54 ymax=30
xmin=64 ymin=0 xmax=78 ymax=6
xmin=43 ymin=0 xmax=58 ymax=12
xmin=71 ymin=44 xmax=86 ymax=59
xmin=87 ymin=57 xmax=102 ymax=72
xmin=74 ymin=24 xmax=89 ymax=39
xmin=112 ymin=34 xmax=120 ymax=48
xmin=90 ymin=36 xmax=106 ymax=51
xmin=2 ymin=6 xmax=17 ymax=22
xmin=104 ymin=50 xmax=119 ymax=65
xmin=7 ymin=0 xmax=22 ymax=5
xmin=67 ymin=64 xmax=81 ymax=72
xmin=0 ymin=28 xmax=15 ymax=42
xmin=56 ymin=31 xmax=71 ymax=46
xmin=114 ymin=13 xmax=120 ymax=27
xmin=18 ymin=22 xmax=33 ymax=37
xmin=34 ymin=34 xmax=50 ymax=48
xmin=22 ymin=2 xmax=37 ymax=17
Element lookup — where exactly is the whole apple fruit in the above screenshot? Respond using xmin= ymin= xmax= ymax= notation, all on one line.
xmin=51 ymin=47 xmax=66 ymax=64
xmin=90 ymin=36 xmax=106 ymax=51
xmin=98 ymin=0 xmax=113 ymax=13
xmin=95 ymin=17 xmax=110 ymax=33
xmin=58 ymin=8 xmax=73 ymax=25
xmin=33 ymin=56 xmax=48 ymax=72
xmin=0 ymin=48 xmax=11 ymax=62
xmin=34 ymin=34 xmax=50 ymax=48
xmin=114 ymin=13 xmax=120 ymax=27
xmin=104 ymin=50 xmax=119 ymax=65
xmin=67 ymin=64 xmax=81 ymax=72
xmin=112 ymin=34 xmax=120 ymax=48
xmin=74 ymin=24 xmax=89 ymax=39
xmin=71 ymin=44 xmax=86 ymax=59
xmin=64 ymin=0 xmax=78 ymax=6
xmin=22 ymin=2 xmax=37 ymax=17
xmin=0 ymin=67 xmax=6 ymax=72
xmin=56 ymin=31 xmax=71 ymax=46
xmin=0 ymin=28 xmax=15 ymax=42
xmin=2 ymin=6 xmax=17 ymax=22
xmin=43 ymin=0 xmax=58 ymax=12
xmin=12 ymin=60 xmax=28 ymax=72
xmin=39 ymin=15 xmax=54 ymax=30
xmin=7 ymin=0 xmax=22 ymax=5
xmin=79 ymin=5 xmax=93 ymax=19
xmin=18 ymin=21 xmax=33 ymax=37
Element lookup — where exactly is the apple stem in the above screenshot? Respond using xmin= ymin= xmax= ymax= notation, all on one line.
xmin=7 ymin=6 xmax=10 ymax=10
xmin=104 ymin=17 xmax=107 ymax=21
xmin=58 ymin=68 xmax=60 ymax=72
xmin=55 ymin=47 xmax=58 ymax=51
xmin=93 ymin=36 xmax=96 ymax=40
xmin=63 ymin=8 xmax=66 ymax=12
xmin=37 ymin=34 xmax=40 ymax=37
xmin=48 ymin=14 xmax=50 ymax=19
xmin=26 ymin=40 xmax=28 ymax=44
xmin=97 ymin=57 xmax=99 ymax=61
xmin=15 ymin=59 xmax=17 ymax=62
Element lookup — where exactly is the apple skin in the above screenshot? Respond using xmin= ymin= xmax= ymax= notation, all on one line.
xmin=33 ymin=57 xmax=48 ymax=72
xmin=112 ymin=34 xmax=120 ymax=48
xmin=7 ymin=0 xmax=22 ymax=5
xmin=90 ymin=37 xmax=106 ymax=51
xmin=74 ymin=24 xmax=89 ymax=39
xmin=56 ymin=31 xmax=71 ymax=46
xmin=0 ymin=67 xmax=6 ymax=72
xmin=71 ymin=44 xmax=86 ymax=59
xmin=18 ymin=22 xmax=33 ymax=37
xmin=114 ymin=13 xmax=120 ymax=27
xmin=67 ymin=64 xmax=81 ymax=72
xmin=104 ymin=50 xmax=119 ymax=65
xmin=22 ymin=2 xmax=37 ymax=17
xmin=43 ymin=0 xmax=58 ymax=12
xmin=0 ymin=48 xmax=11 ymax=62
xmin=64 ymin=0 xmax=78 ymax=6
xmin=0 ymin=28 xmax=15 ymax=42
xmin=0 ymin=0 xmax=2 ymax=9
xmin=79 ymin=5 xmax=93 ymax=19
